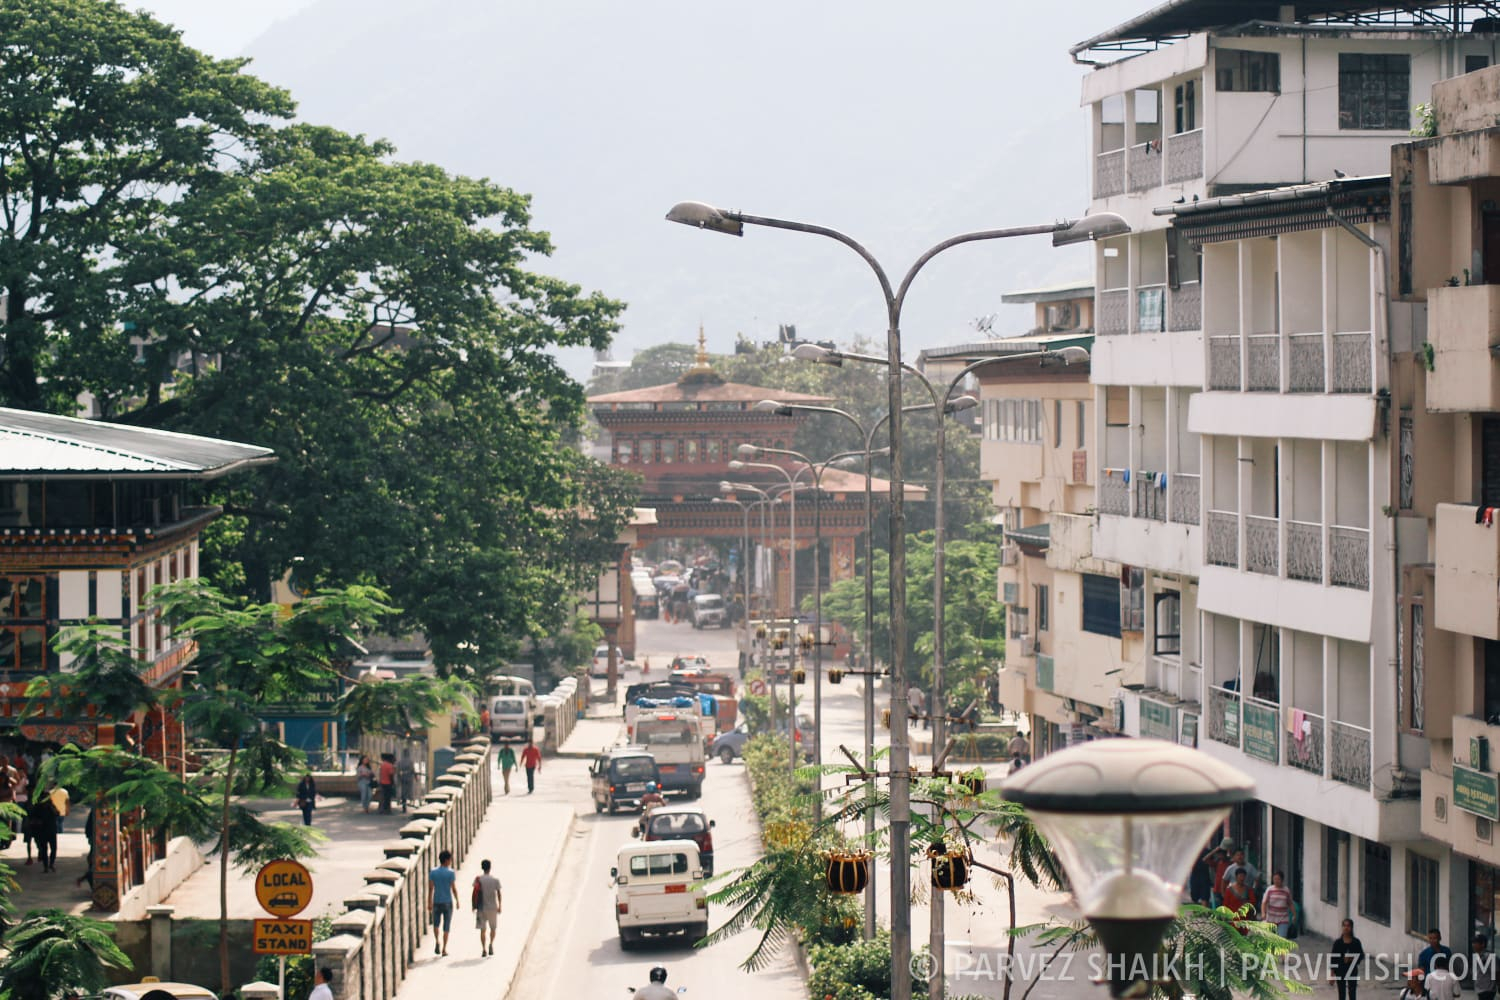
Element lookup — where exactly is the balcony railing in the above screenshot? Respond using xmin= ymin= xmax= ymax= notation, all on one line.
xmin=1207 ymin=510 xmax=1239 ymax=567
xmin=1245 ymin=515 xmax=1279 ymax=575
xmin=1330 ymin=720 xmax=1371 ymax=788
xmin=1128 ymin=141 xmax=1163 ymax=191
xmin=1166 ymin=128 xmax=1204 ymax=183
xmin=1329 ymin=525 xmax=1370 ymax=590
xmin=1098 ymin=289 xmax=1130 ymax=336
xmin=1209 ymin=335 xmax=1241 ymax=390
xmin=1169 ymin=282 xmax=1201 ymax=332
xmin=1095 ymin=149 xmax=1125 ymax=199
xmin=1134 ymin=471 xmax=1167 ymax=521
xmin=1246 ymin=334 xmax=1280 ymax=392
xmin=1208 ymin=685 xmax=1241 ymax=746
xmin=1170 ymin=472 xmax=1201 ymax=525
xmin=1286 ymin=520 xmax=1324 ymax=583
xmin=1099 ymin=469 xmax=1130 ymax=516
xmin=1288 ymin=334 xmax=1325 ymax=393
xmin=1285 ymin=708 xmax=1326 ymax=776
xmin=1148 ymin=656 xmax=1183 ymax=700
xmin=1331 ymin=332 xmax=1372 ymax=393
xmin=1138 ymin=284 xmax=1166 ymax=333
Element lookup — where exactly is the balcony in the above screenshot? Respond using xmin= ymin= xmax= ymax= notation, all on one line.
xmin=1169 ymin=282 xmax=1201 ymax=332
xmin=1435 ymin=502 xmax=1500 ymax=639
xmin=1288 ymin=334 xmax=1325 ymax=393
xmin=1208 ymin=335 xmax=1241 ymax=390
xmin=1244 ymin=515 xmax=1279 ymax=575
xmin=1170 ymin=473 xmax=1200 ymax=525
xmin=1330 ymin=332 xmax=1372 ymax=393
xmin=1329 ymin=526 xmax=1370 ymax=590
xmin=1427 ymin=285 xmax=1500 ymax=412
xmin=1128 ymin=141 xmax=1162 ymax=192
xmin=1286 ymin=520 xmax=1324 ymax=583
xmin=1166 ymin=129 xmax=1204 ymax=183
xmin=1095 ymin=149 xmax=1125 ymax=199
xmin=1285 ymin=708 xmax=1325 ymax=776
xmin=1246 ymin=335 xmax=1280 ymax=392
xmin=1206 ymin=510 xmax=1239 ymax=567
xmin=1099 ymin=469 xmax=1130 ymax=516
xmin=1098 ymin=289 xmax=1129 ymax=336
xmin=1330 ymin=720 xmax=1372 ymax=789
xmin=1134 ymin=471 xmax=1167 ymax=521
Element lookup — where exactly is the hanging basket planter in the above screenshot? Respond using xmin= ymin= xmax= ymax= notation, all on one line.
xmin=929 ymin=842 xmax=972 ymax=891
xmin=824 ymin=850 xmax=873 ymax=894
xmin=958 ymin=769 xmax=986 ymax=797
xmin=792 ymin=667 xmax=807 ymax=685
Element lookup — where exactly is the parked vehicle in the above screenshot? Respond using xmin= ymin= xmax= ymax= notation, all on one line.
xmin=668 ymin=671 xmax=737 ymax=733
xmin=634 ymin=713 xmax=706 ymax=798
xmin=590 ymin=747 xmax=661 ymax=814
xmin=104 ymin=985 xmax=218 ymax=1000
xmin=488 ymin=673 xmax=539 ymax=723
xmin=489 ymin=695 xmax=530 ymax=740
xmin=669 ymin=655 xmax=710 ymax=672
xmin=636 ymin=803 xmax=716 ymax=875
xmin=612 ymin=840 xmax=708 ymax=949
xmin=592 ymin=644 xmax=626 ymax=678
xmin=709 ymin=724 xmax=751 ymax=765
xmin=689 ymin=594 xmax=727 ymax=629
xmin=633 ymin=571 xmax=659 ymax=619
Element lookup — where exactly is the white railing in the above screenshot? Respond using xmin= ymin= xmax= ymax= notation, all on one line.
xmin=1329 ymin=525 xmax=1370 ymax=590
xmin=1099 ymin=469 xmax=1130 ymax=516
xmin=1330 ymin=720 xmax=1372 ymax=788
xmin=1098 ymin=289 xmax=1130 ymax=336
xmin=1166 ymin=128 xmax=1204 ymax=183
xmin=1128 ymin=141 xmax=1163 ymax=191
xmin=1246 ymin=334 xmax=1280 ymax=392
xmin=1207 ymin=685 xmax=1241 ymax=746
xmin=1286 ymin=520 xmax=1323 ymax=583
xmin=1245 ymin=515 xmax=1279 ymax=575
xmin=1331 ymin=332 xmax=1372 ymax=393
xmin=1134 ymin=471 xmax=1167 ymax=521
xmin=1148 ymin=656 xmax=1182 ymax=700
xmin=1285 ymin=708 xmax=1325 ymax=775
xmin=1169 ymin=282 xmax=1201 ymax=332
xmin=1095 ymin=149 xmax=1125 ymax=199
xmin=1206 ymin=510 xmax=1239 ymax=567
xmin=1288 ymin=333 xmax=1325 ymax=393
xmin=1170 ymin=472 xmax=1200 ymax=525
xmin=1208 ymin=335 xmax=1241 ymax=391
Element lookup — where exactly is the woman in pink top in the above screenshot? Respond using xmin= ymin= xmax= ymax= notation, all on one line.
xmin=1261 ymin=869 xmax=1294 ymax=938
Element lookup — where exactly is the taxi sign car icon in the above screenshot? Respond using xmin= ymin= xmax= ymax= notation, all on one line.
xmin=267 ymin=891 xmax=300 ymax=909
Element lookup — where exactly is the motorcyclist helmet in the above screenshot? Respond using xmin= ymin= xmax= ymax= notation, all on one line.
xmin=649 ymin=967 xmax=668 ymax=984
xmin=646 ymin=782 xmax=658 ymax=792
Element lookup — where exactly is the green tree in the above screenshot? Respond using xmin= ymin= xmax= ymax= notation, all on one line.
xmin=0 ymin=911 xmax=132 ymax=1000
xmin=337 ymin=674 xmax=476 ymax=738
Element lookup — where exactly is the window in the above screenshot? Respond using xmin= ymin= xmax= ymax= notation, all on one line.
xmin=1154 ymin=590 xmax=1182 ymax=655
xmin=1045 ymin=302 xmax=1078 ymax=331
xmin=638 ymin=440 xmax=653 ymax=464
xmin=1216 ymin=49 xmax=1280 ymax=92
xmin=1339 ymin=53 xmax=1409 ymax=130
xmin=1407 ymin=853 xmax=1441 ymax=935
xmin=684 ymin=439 xmax=699 ymax=462
xmin=1484 ymin=640 xmax=1500 ymax=726
xmin=1469 ymin=55 xmax=1492 ymax=74
xmin=660 ymin=439 xmax=677 ymax=464
xmin=1323 ymin=826 xmax=1341 ymax=904
xmin=982 ymin=399 xmax=1043 ymax=443
xmin=1083 ymin=573 xmax=1122 ymax=638
xmin=706 ymin=439 xmax=720 ymax=462
xmin=0 ymin=627 xmax=45 ymax=672
xmin=1121 ymin=567 xmax=1145 ymax=632
xmin=1360 ymin=838 xmax=1392 ymax=924
xmin=1054 ymin=401 xmax=1062 ymax=448
xmin=1105 ymin=386 xmax=1129 ymax=427
xmin=1035 ymin=585 xmax=1050 ymax=633
xmin=1174 ymin=79 xmax=1197 ymax=133
xmin=0 ymin=578 xmax=45 ymax=619
xmin=616 ymin=439 xmax=633 ymax=463
xmin=1167 ymin=226 xmax=1201 ymax=288
xmin=1076 ymin=402 xmax=1087 ymax=449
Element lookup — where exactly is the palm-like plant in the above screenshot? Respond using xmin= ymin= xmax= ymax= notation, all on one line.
xmin=337 ymin=673 xmax=476 ymax=738
xmin=0 ymin=910 xmax=132 ymax=1000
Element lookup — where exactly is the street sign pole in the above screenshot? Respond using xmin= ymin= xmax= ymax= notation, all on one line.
xmin=278 ymin=956 xmax=285 ymax=1000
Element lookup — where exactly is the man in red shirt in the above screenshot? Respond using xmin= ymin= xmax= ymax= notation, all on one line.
xmin=520 ymin=740 xmax=542 ymax=795
xmin=377 ymin=754 xmax=396 ymax=814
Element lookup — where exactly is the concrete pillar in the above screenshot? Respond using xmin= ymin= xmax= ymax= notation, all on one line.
xmin=311 ymin=934 xmax=362 ymax=1000
xmin=147 ymin=904 xmax=174 ymax=980
xmin=241 ymin=981 xmax=278 ymax=1000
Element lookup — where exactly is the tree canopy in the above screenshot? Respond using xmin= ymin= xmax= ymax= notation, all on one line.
xmin=0 ymin=0 xmax=636 ymax=668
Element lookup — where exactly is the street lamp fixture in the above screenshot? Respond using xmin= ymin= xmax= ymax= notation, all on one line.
xmin=664 ymin=200 xmax=746 ymax=236
xmin=1001 ymin=739 xmax=1254 ymax=999
xmin=1052 ymin=212 xmax=1131 ymax=247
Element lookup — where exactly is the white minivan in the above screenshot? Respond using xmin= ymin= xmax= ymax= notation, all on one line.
xmin=489 ymin=695 xmax=530 ymax=740
xmin=612 ymin=839 xmax=708 ymax=949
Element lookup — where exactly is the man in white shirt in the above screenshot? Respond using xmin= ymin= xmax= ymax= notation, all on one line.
xmin=474 ymin=859 xmax=503 ymax=957
xmin=1428 ymin=953 xmax=1463 ymax=1000
xmin=309 ymin=967 xmax=334 ymax=1000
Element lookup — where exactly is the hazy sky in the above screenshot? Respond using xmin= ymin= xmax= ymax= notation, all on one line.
xmin=131 ymin=1 xmax=1127 ymax=379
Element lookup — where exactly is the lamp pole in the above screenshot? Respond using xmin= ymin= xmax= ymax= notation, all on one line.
xmin=711 ymin=494 xmax=756 ymax=672
xmin=668 ymin=200 xmax=1129 ymax=1000
xmin=722 ymin=481 xmax=775 ymax=726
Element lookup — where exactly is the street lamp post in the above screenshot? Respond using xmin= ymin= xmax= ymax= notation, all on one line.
xmin=1001 ymin=739 xmax=1254 ymax=998
xmin=795 ymin=342 xmax=1091 ymax=994
xmin=711 ymin=494 xmax=760 ymax=669
xmin=669 ymin=199 xmax=1128 ymax=1000
xmin=721 ymin=481 xmax=776 ymax=726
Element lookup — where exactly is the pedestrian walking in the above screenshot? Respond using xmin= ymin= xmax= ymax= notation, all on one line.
xmin=76 ymin=809 xmax=95 ymax=889
xmin=1261 ymin=870 xmax=1293 ymax=938
xmin=520 ymin=739 xmax=542 ymax=794
xmin=1428 ymin=955 xmax=1461 ymax=1000
xmin=309 ymin=968 xmax=334 ymax=1000
xmin=356 ymin=754 xmax=374 ymax=813
xmin=1472 ymin=934 xmax=1496 ymax=1000
xmin=1421 ymin=930 xmax=1455 ymax=975
xmin=1330 ymin=918 xmax=1365 ymax=1000
xmin=1400 ymin=970 xmax=1427 ymax=1000
xmin=497 ymin=744 xmax=517 ymax=795
xmin=472 ymin=858 xmax=503 ymax=956
xmin=907 ymin=686 xmax=926 ymax=729
xmin=398 ymin=749 xmax=417 ymax=811
xmin=378 ymin=753 xmax=396 ymax=814
xmin=26 ymin=794 xmax=57 ymax=872
xmin=295 ymin=773 xmax=317 ymax=827
xmin=49 ymin=784 xmax=69 ymax=835
xmin=480 ymin=706 xmax=491 ymax=736
xmin=427 ymin=849 xmax=458 ymax=957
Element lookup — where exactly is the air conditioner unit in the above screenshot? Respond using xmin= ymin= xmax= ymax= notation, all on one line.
xmin=1018 ymin=636 xmax=1036 ymax=658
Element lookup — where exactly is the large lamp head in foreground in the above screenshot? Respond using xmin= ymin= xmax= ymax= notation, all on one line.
xmin=1001 ymin=739 xmax=1253 ymax=998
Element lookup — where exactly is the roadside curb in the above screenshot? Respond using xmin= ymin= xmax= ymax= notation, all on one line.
xmin=496 ymin=808 xmax=577 ymax=1000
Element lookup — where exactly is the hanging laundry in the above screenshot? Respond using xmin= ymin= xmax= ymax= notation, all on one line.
xmin=1156 ymin=471 xmax=1168 ymax=490
xmin=1487 ymin=507 xmax=1496 ymax=528
xmin=1478 ymin=503 xmax=1487 ymax=525
xmin=1122 ymin=469 xmax=1130 ymax=485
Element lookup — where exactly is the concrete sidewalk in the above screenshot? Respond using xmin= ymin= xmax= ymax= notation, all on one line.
xmin=391 ymin=794 xmax=574 ymax=1000
xmin=555 ymin=717 xmax=625 ymax=760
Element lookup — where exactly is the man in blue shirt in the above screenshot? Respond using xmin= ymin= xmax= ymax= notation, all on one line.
xmin=1419 ymin=928 xmax=1454 ymax=975
xmin=428 ymin=849 xmax=459 ymax=957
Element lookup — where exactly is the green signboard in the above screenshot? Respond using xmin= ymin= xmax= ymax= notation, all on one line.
xmin=1455 ymin=764 xmax=1500 ymax=820
xmin=1223 ymin=699 xmax=1239 ymax=744
xmin=1242 ymin=702 xmax=1279 ymax=763
xmin=1140 ymin=699 xmax=1177 ymax=741
xmin=1472 ymin=736 xmax=1491 ymax=772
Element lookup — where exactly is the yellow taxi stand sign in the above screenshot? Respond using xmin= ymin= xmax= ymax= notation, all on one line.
xmin=255 ymin=859 xmax=314 ymax=918
xmin=252 ymin=918 xmax=313 ymax=955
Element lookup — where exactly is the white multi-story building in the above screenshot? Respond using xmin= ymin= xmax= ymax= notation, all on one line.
xmin=1069 ymin=0 xmax=1500 ymax=955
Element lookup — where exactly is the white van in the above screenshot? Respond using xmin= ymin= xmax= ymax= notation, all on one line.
xmin=488 ymin=674 xmax=538 ymax=723
xmin=612 ymin=840 xmax=708 ymax=949
xmin=489 ymin=695 xmax=530 ymax=740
